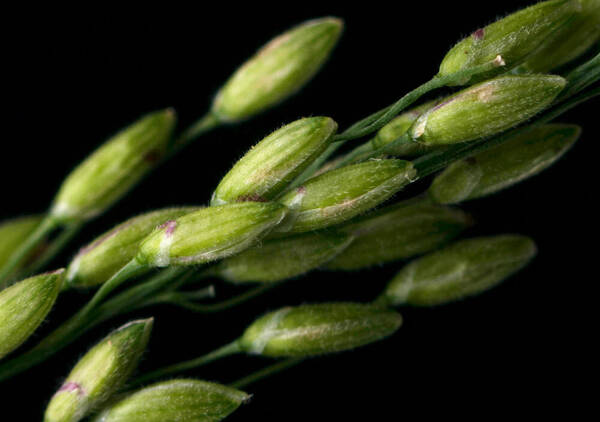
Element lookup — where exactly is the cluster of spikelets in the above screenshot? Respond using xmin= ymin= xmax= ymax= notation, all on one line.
xmin=0 ymin=1 xmax=599 ymax=420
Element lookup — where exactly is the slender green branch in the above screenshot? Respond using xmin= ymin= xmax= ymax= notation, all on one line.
xmin=1 ymin=112 xmax=222 ymax=284
xmin=0 ymin=260 xmax=151 ymax=381
xmin=131 ymin=340 xmax=243 ymax=387
xmin=288 ymin=60 xmax=504 ymax=188
xmin=143 ymin=283 xmax=280 ymax=313
xmin=83 ymin=260 xmax=148 ymax=312
xmin=24 ymin=221 xmax=84 ymax=277
xmin=230 ymin=358 xmax=304 ymax=389
xmin=558 ymin=52 xmax=599 ymax=101
xmin=172 ymin=112 xmax=222 ymax=152
xmin=334 ymin=60 xmax=504 ymax=142
xmin=0 ymin=215 xmax=59 ymax=286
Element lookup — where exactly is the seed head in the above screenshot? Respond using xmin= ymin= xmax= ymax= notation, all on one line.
xmin=91 ymin=379 xmax=249 ymax=422
xmin=239 ymin=303 xmax=402 ymax=357
xmin=408 ymin=75 xmax=566 ymax=145
xmin=136 ymin=202 xmax=288 ymax=267
xmin=217 ymin=231 xmax=353 ymax=283
xmin=44 ymin=319 xmax=153 ymax=422
xmin=212 ymin=117 xmax=337 ymax=205
xmin=439 ymin=0 xmax=580 ymax=84
xmin=429 ymin=124 xmax=581 ymax=204
xmin=66 ymin=207 xmax=198 ymax=288
xmin=379 ymin=235 xmax=537 ymax=306
xmin=213 ymin=17 xmax=343 ymax=122
xmin=326 ymin=200 xmax=472 ymax=270
xmin=0 ymin=269 xmax=64 ymax=359
xmin=517 ymin=0 xmax=600 ymax=73
xmin=50 ymin=109 xmax=176 ymax=223
xmin=277 ymin=159 xmax=416 ymax=233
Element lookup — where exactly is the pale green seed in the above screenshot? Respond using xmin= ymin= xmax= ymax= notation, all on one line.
xmin=379 ymin=235 xmax=537 ymax=306
xmin=212 ymin=117 xmax=337 ymax=205
xmin=326 ymin=199 xmax=471 ymax=270
xmin=409 ymin=75 xmax=566 ymax=145
xmin=51 ymin=109 xmax=176 ymax=223
xmin=516 ymin=0 xmax=600 ymax=74
xmin=439 ymin=0 xmax=580 ymax=84
xmin=0 ymin=270 xmax=64 ymax=359
xmin=278 ymin=159 xmax=416 ymax=233
xmin=91 ymin=379 xmax=249 ymax=422
xmin=44 ymin=319 xmax=153 ymax=422
xmin=216 ymin=231 xmax=353 ymax=283
xmin=213 ymin=17 xmax=343 ymax=122
xmin=239 ymin=303 xmax=402 ymax=357
xmin=429 ymin=124 xmax=581 ymax=204
xmin=67 ymin=207 xmax=199 ymax=288
xmin=136 ymin=202 xmax=288 ymax=267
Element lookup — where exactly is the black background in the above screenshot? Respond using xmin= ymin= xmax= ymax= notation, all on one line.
xmin=1 ymin=1 xmax=597 ymax=420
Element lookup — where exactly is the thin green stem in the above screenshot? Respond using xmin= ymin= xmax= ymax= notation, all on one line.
xmin=288 ymin=61 xmax=503 ymax=188
xmin=0 ymin=259 xmax=149 ymax=381
xmin=558 ymin=52 xmax=600 ymax=101
xmin=230 ymin=358 xmax=304 ymax=389
xmin=131 ymin=340 xmax=243 ymax=387
xmin=144 ymin=283 xmax=280 ymax=313
xmin=99 ymin=267 xmax=189 ymax=315
xmin=0 ymin=215 xmax=59 ymax=286
xmin=84 ymin=259 xmax=148 ymax=312
xmin=172 ymin=112 xmax=221 ymax=153
xmin=25 ymin=221 xmax=84 ymax=276
xmin=333 ymin=76 xmax=447 ymax=143
xmin=334 ymin=60 xmax=503 ymax=142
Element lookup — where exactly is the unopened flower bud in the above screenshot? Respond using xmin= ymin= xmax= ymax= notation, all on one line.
xmin=409 ymin=75 xmax=566 ymax=145
xmin=213 ymin=17 xmax=343 ymax=122
xmin=516 ymin=0 xmax=600 ymax=73
xmin=67 ymin=207 xmax=198 ymax=288
xmin=278 ymin=159 xmax=416 ymax=233
xmin=0 ymin=215 xmax=45 ymax=277
xmin=212 ymin=117 xmax=337 ymax=205
xmin=44 ymin=319 xmax=153 ymax=422
xmin=216 ymin=231 xmax=353 ymax=283
xmin=378 ymin=235 xmax=536 ymax=307
xmin=136 ymin=202 xmax=287 ymax=267
xmin=439 ymin=0 xmax=580 ymax=84
xmin=429 ymin=124 xmax=580 ymax=204
xmin=371 ymin=100 xmax=440 ymax=157
xmin=239 ymin=303 xmax=402 ymax=357
xmin=51 ymin=109 xmax=176 ymax=223
xmin=326 ymin=200 xmax=471 ymax=270
xmin=0 ymin=269 xmax=64 ymax=359
xmin=91 ymin=379 xmax=249 ymax=422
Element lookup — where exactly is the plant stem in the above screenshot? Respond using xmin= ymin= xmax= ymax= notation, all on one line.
xmin=2 ymin=113 xmax=221 ymax=284
xmin=0 ymin=259 xmax=149 ymax=381
xmin=558 ymin=52 xmax=599 ymax=101
xmin=84 ymin=259 xmax=148 ymax=312
xmin=172 ymin=112 xmax=222 ymax=152
xmin=0 ymin=215 xmax=59 ymax=286
xmin=288 ymin=61 xmax=503 ymax=188
xmin=144 ymin=283 xmax=279 ymax=313
xmin=334 ymin=60 xmax=503 ymax=142
xmin=230 ymin=358 xmax=304 ymax=389
xmin=25 ymin=221 xmax=84 ymax=276
xmin=131 ymin=340 xmax=243 ymax=387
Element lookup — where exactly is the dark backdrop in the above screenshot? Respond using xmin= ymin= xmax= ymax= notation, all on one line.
xmin=1 ymin=1 xmax=597 ymax=419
